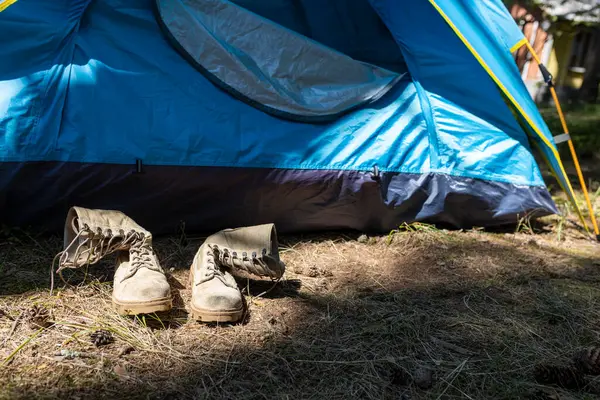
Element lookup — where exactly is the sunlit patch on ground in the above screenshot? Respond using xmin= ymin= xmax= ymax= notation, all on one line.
xmin=1 ymin=205 xmax=599 ymax=400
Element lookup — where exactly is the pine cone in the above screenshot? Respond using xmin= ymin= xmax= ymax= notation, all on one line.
xmin=533 ymin=363 xmax=586 ymax=389
xmin=25 ymin=305 xmax=52 ymax=329
xmin=90 ymin=329 xmax=114 ymax=346
xmin=574 ymin=347 xmax=600 ymax=375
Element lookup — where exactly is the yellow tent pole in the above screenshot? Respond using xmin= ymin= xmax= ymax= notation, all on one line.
xmin=523 ymin=41 xmax=599 ymax=241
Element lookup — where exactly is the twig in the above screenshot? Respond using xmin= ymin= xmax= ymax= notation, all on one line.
xmin=40 ymin=356 xmax=104 ymax=372
xmin=430 ymin=336 xmax=477 ymax=356
xmin=0 ymin=309 xmax=14 ymax=320
xmin=1 ymin=310 xmax=24 ymax=347
xmin=436 ymin=359 xmax=469 ymax=400
xmin=1 ymin=327 xmax=43 ymax=367
xmin=252 ymin=278 xmax=282 ymax=299
xmin=294 ymin=358 xmax=406 ymax=365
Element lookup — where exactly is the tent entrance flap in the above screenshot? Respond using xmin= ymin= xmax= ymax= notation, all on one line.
xmin=155 ymin=0 xmax=408 ymax=122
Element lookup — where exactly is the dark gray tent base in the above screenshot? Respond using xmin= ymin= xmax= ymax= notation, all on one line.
xmin=0 ymin=162 xmax=556 ymax=235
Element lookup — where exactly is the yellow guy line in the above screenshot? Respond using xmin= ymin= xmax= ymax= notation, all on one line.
xmin=427 ymin=0 xmax=587 ymax=231
xmin=510 ymin=37 xmax=528 ymax=53
xmin=0 ymin=0 xmax=17 ymax=12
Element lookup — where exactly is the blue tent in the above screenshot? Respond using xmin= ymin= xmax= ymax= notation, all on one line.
xmin=0 ymin=0 xmax=580 ymax=233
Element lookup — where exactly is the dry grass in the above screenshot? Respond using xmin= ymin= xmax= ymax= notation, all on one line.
xmin=1 ymin=213 xmax=600 ymax=399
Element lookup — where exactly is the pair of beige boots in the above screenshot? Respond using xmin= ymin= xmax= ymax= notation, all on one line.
xmin=54 ymin=207 xmax=285 ymax=323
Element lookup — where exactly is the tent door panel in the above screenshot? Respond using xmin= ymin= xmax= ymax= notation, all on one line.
xmin=155 ymin=0 xmax=406 ymax=122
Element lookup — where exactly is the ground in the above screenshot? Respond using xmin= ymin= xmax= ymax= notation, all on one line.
xmin=0 ymin=106 xmax=599 ymax=400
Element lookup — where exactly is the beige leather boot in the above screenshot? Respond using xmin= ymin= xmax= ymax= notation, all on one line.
xmin=189 ymin=243 xmax=244 ymax=322
xmin=204 ymin=223 xmax=285 ymax=279
xmin=55 ymin=206 xmax=171 ymax=315
xmin=57 ymin=206 xmax=147 ymax=270
xmin=112 ymin=239 xmax=172 ymax=315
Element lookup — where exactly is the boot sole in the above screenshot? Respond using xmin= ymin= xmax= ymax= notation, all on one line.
xmin=112 ymin=296 xmax=172 ymax=316
xmin=188 ymin=305 xmax=244 ymax=323
xmin=188 ymin=270 xmax=244 ymax=323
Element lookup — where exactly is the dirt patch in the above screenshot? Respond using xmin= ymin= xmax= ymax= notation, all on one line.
xmin=1 ymin=217 xmax=600 ymax=399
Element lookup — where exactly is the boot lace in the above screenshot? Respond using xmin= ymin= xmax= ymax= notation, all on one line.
xmin=195 ymin=245 xmax=236 ymax=288
xmin=119 ymin=237 xmax=164 ymax=282
xmin=211 ymin=245 xmax=282 ymax=279
xmin=50 ymin=217 xmax=150 ymax=293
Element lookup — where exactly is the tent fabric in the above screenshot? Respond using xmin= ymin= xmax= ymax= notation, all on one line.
xmin=367 ymin=0 xmax=545 ymax=186
xmin=0 ymin=0 xmax=566 ymax=234
xmin=466 ymin=0 xmax=527 ymax=52
xmin=156 ymin=0 xmax=405 ymax=122
xmin=424 ymin=0 xmax=582 ymax=220
xmin=229 ymin=0 xmax=407 ymax=73
xmin=0 ymin=163 xmax=556 ymax=234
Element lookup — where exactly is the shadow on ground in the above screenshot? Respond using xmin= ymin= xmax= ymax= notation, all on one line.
xmin=538 ymin=152 xmax=600 ymax=197
xmin=2 ymin=229 xmax=600 ymax=399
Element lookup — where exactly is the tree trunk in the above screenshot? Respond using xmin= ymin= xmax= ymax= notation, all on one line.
xmin=578 ymin=29 xmax=600 ymax=103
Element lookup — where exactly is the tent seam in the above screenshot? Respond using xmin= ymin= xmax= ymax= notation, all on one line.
xmin=0 ymin=155 xmax=543 ymax=187
xmin=410 ymin=78 xmax=441 ymax=171
xmin=427 ymin=0 xmax=585 ymax=224
xmin=364 ymin=1 xmax=441 ymax=171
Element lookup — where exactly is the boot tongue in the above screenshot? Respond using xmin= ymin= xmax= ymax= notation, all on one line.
xmin=61 ymin=219 xmax=97 ymax=266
